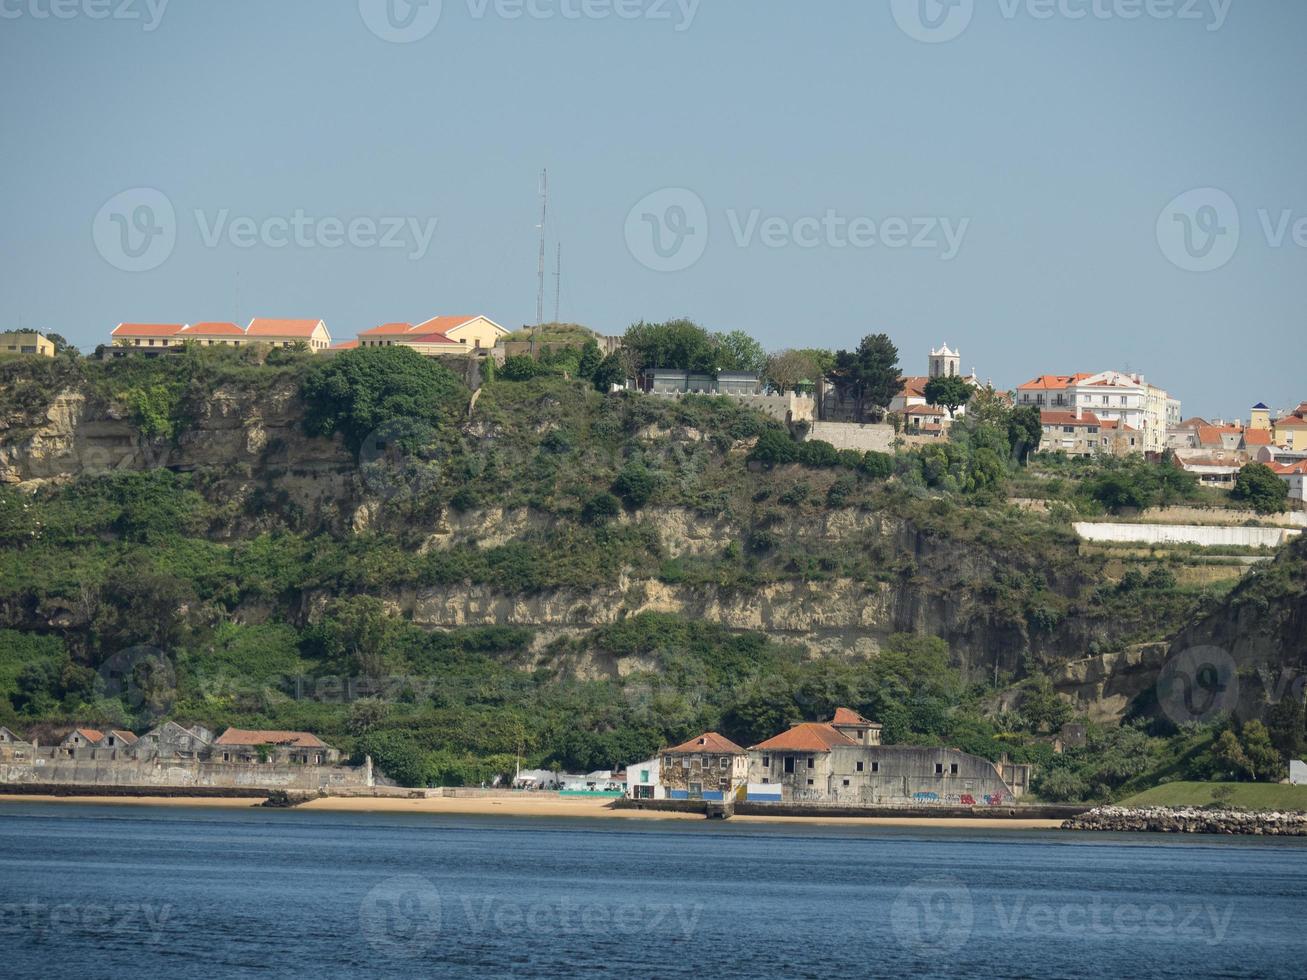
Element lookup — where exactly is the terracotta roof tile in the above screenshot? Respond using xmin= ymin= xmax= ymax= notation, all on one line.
xmin=213 ymin=728 xmax=327 ymax=749
xmin=358 ymin=322 xmax=416 ymax=337
xmin=664 ymin=731 xmax=746 ymax=755
xmin=245 ymin=319 xmax=325 ymax=338
xmin=183 ymin=322 xmax=244 ymax=336
xmin=1040 ymin=410 xmax=1101 ymax=426
xmin=751 ymin=723 xmax=857 ymax=753
xmin=112 ymin=323 xmax=186 ymax=337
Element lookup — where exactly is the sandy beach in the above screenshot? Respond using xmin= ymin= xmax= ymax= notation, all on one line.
xmin=0 ymin=792 xmax=1062 ymax=828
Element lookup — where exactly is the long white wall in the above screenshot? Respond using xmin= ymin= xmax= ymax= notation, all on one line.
xmin=1074 ymin=522 xmax=1301 ymax=549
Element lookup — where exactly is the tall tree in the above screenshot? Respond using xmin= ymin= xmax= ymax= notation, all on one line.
xmin=714 ymin=330 xmax=767 ymax=374
xmin=924 ymin=374 xmax=973 ymax=417
xmin=834 ymin=333 xmax=900 ymax=420
xmin=764 ymin=349 xmax=823 ymax=392
xmin=623 ymin=319 xmax=718 ymax=374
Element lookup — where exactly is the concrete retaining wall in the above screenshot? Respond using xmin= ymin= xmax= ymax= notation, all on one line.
xmin=806 ymin=421 xmax=895 ymax=453
xmin=1074 ymin=522 xmax=1300 ymax=548
xmin=1135 ymin=506 xmax=1307 ymax=528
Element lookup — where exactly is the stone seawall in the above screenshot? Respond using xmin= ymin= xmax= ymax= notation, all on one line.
xmin=1063 ymin=805 xmax=1307 ymax=835
xmin=0 ymin=756 xmax=373 ymax=792
xmin=614 ymin=799 xmax=1090 ymax=820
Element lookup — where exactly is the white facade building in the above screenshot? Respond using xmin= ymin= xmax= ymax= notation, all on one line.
xmin=625 ymin=757 xmax=664 ymax=800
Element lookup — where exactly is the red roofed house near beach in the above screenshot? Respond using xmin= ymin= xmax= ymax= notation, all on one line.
xmin=658 ymin=731 xmax=748 ymax=801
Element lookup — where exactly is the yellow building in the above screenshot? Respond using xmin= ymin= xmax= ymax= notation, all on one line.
xmin=110 ymin=323 xmax=188 ymax=350
xmin=357 ymin=315 xmax=507 ymax=356
xmin=1 ymin=331 xmax=56 ymax=357
xmin=1250 ymin=402 xmax=1272 ymax=431
xmin=244 ymin=318 xmax=332 ymax=351
xmin=1274 ymin=416 xmax=1307 ymax=450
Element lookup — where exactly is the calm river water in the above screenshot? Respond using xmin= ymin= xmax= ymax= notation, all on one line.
xmin=1 ymin=802 xmax=1304 ymax=978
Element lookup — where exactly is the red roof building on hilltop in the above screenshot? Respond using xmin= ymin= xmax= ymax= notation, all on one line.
xmin=357 ymin=315 xmax=508 ymax=357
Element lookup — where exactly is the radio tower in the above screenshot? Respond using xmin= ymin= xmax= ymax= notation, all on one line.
xmin=535 ymin=169 xmax=548 ymax=327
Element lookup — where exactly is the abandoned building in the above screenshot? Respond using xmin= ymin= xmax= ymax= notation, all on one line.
xmin=213 ymin=729 xmax=340 ymax=765
xmin=0 ymin=722 xmax=368 ymax=792
xmin=748 ymin=710 xmax=1028 ymax=806
xmin=658 ymin=732 xmax=750 ymax=801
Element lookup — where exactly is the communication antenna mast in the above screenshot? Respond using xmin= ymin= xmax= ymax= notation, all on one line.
xmin=536 ymin=169 xmax=548 ymax=327
xmin=553 ymin=243 xmax=561 ymax=324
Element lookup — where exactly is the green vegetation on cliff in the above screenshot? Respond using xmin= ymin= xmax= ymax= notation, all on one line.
xmin=0 ymin=346 xmax=1299 ymax=794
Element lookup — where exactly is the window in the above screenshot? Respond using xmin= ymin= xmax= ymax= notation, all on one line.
xmin=856 ymin=761 xmax=864 ymax=772
xmin=720 ymin=757 xmax=729 ymax=770
xmin=640 ymin=770 xmax=649 ymax=782
xmin=842 ymin=779 xmax=850 ymax=787
xmin=871 ymin=762 xmax=880 ymax=773
xmin=950 ymin=763 xmax=959 ymax=775
xmin=762 ymin=777 xmax=769 ymax=784
xmin=935 ymin=763 xmax=944 ymax=775
xmin=784 ymin=757 xmax=795 ymax=774
xmin=762 ymin=755 xmax=770 ymax=768
xmin=806 ymin=757 xmax=815 ymax=769
xmin=806 ymin=779 xmax=814 ymax=786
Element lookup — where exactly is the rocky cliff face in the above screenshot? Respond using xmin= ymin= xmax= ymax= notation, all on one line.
xmin=0 ymin=381 xmax=354 ymax=527
xmin=4 ymin=376 xmax=1302 ymax=725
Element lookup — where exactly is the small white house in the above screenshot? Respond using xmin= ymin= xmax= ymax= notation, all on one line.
xmin=1291 ymin=760 xmax=1307 ymax=786
xmin=626 ymin=757 xmax=663 ymax=800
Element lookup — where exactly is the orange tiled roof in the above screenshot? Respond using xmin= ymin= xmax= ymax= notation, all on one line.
xmin=183 ymin=322 xmax=243 ymax=336
xmin=1243 ymin=430 xmax=1273 ymax=446
xmin=112 ymin=323 xmax=186 ymax=337
xmin=358 ymin=322 xmax=416 ymax=337
xmin=1271 ymin=460 xmax=1307 ymax=475
xmin=71 ymin=728 xmax=104 ymax=742
xmin=213 ymin=728 xmax=327 ymax=749
xmin=751 ymin=722 xmax=857 ymax=753
xmin=906 ymin=404 xmax=948 ymax=417
xmin=332 ymin=340 xmax=359 ymax=350
xmin=1275 ymin=417 xmax=1307 ymax=428
xmin=664 ymin=732 xmax=746 ymax=755
xmin=898 ymin=376 xmax=930 ymax=398
xmin=413 ymin=315 xmax=480 ymax=335
xmin=106 ymin=729 xmax=138 ymax=744
xmin=1040 ymin=410 xmax=1101 ymax=427
xmin=406 ymin=331 xmax=460 ymax=345
xmin=1018 ymin=373 xmax=1092 ymax=391
xmin=246 ymin=319 xmax=324 ymax=338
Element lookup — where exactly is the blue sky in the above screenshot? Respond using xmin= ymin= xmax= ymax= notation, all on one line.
xmin=1 ymin=0 xmax=1302 ymax=419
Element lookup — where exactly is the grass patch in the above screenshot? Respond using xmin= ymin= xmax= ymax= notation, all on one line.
xmin=1122 ymin=781 xmax=1307 ymax=811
